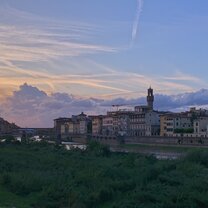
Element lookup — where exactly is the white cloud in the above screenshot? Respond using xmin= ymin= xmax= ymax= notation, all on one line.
xmin=0 ymin=60 xmax=203 ymax=100
xmin=0 ymin=24 xmax=116 ymax=63
xmin=0 ymin=5 xmax=117 ymax=67
xmin=162 ymin=71 xmax=201 ymax=82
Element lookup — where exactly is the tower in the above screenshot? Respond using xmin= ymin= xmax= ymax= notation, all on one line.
xmin=147 ymin=87 xmax=154 ymax=110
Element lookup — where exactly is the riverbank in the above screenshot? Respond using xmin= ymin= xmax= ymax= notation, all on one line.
xmin=61 ymin=141 xmax=208 ymax=159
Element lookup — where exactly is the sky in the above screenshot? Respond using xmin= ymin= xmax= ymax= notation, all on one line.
xmin=0 ymin=0 xmax=208 ymax=127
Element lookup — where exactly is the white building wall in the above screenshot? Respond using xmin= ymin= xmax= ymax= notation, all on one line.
xmin=194 ymin=117 xmax=208 ymax=136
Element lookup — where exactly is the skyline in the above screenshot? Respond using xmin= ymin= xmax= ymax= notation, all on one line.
xmin=1 ymin=1 xmax=208 ymax=127
xmin=1 ymin=83 xmax=208 ymax=128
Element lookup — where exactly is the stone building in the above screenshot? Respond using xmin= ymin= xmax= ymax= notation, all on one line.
xmin=129 ymin=111 xmax=146 ymax=136
xmin=54 ymin=117 xmax=70 ymax=135
xmin=145 ymin=111 xmax=161 ymax=136
xmin=54 ymin=112 xmax=91 ymax=137
xmin=129 ymin=110 xmax=161 ymax=137
xmin=147 ymin=87 xmax=154 ymax=110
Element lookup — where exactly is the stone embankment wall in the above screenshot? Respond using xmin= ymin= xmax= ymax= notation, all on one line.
xmin=70 ymin=134 xmax=208 ymax=146
xmin=126 ymin=136 xmax=208 ymax=146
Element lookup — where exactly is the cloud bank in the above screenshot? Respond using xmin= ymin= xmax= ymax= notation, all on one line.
xmin=1 ymin=84 xmax=208 ymax=128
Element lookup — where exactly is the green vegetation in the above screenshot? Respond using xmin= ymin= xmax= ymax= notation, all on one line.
xmin=0 ymin=141 xmax=208 ymax=207
xmin=174 ymin=128 xmax=194 ymax=134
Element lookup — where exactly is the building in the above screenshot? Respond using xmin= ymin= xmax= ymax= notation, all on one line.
xmin=89 ymin=86 xmax=159 ymax=138
xmin=189 ymin=107 xmax=208 ymax=117
xmin=134 ymin=105 xmax=150 ymax=113
xmin=145 ymin=111 xmax=161 ymax=136
xmin=54 ymin=112 xmax=91 ymax=137
xmin=147 ymin=87 xmax=154 ymax=111
xmin=66 ymin=119 xmax=80 ymax=134
xmin=129 ymin=111 xmax=146 ymax=136
xmin=75 ymin=112 xmax=89 ymax=134
xmin=110 ymin=110 xmax=133 ymax=136
xmin=159 ymin=108 xmax=208 ymax=137
xmin=194 ymin=117 xmax=208 ymax=137
xmin=129 ymin=87 xmax=161 ymax=136
xmin=102 ymin=87 xmax=159 ymax=137
xmin=54 ymin=117 xmax=70 ymax=135
xmin=67 ymin=119 xmax=74 ymax=134
xmin=129 ymin=110 xmax=161 ymax=137
xmin=90 ymin=115 xmax=103 ymax=135
xmin=102 ymin=115 xmax=114 ymax=136
xmin=160 ymin=113 xmax=193 ymax=137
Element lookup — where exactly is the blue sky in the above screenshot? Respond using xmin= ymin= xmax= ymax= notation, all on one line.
xmin=0 ymin=0 xmax=208 ymax=99
xmin=1 ymin=0 xmax=208 ymax=127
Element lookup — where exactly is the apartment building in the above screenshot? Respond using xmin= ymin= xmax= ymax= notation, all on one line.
xmin=103 ymin=111 xmax=132 ymax=136
xmin=145 ymin=111 xmax=161 ymax=136
xmin=194 ymin=117 xmax=208 ymax=137
xmin=102 ymin=115 xmax=114 ymax=136
xmin=160 ymin=113 xmax=192 ymax=136
xmin=129 ymin=110 xmax=146 ymax=136
xmin=90 ymin=115 xmax=103 ymax=135
xmin=129 ymin=110 xmax=161 ymax=137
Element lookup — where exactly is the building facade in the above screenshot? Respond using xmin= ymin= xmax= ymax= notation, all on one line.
xmin=90 ymin=115 xmax=103 ymax=135
xmin=54 ymin=112 xmax=91 ymax=137
xmin=194 ymin=117 xmax=208 ymax=137
xmin=160 ymin=113 xmax=193 ymax=137
xmin=102 ymin=115 xmax=114 ymax=136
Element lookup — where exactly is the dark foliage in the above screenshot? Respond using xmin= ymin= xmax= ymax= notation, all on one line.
xmin=0 ymin=142 xmax=207 ymax=207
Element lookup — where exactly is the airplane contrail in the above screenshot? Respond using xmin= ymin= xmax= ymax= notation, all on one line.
xmin=131 ymin=0 xmax=143 ymax=46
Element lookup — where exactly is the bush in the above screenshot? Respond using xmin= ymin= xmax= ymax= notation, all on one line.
xmin=0 ymin=143 xmax=208 ymax=207
xmin=86 ymin=141 xmax=110 ymax=156
xmin=185 ymin=150 xmax=208 ymax=167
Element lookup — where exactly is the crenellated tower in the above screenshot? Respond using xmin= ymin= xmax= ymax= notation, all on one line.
xmin=147 ymin=87 xmax=154 ymax=111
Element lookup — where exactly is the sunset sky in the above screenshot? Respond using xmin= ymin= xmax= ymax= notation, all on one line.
xmin=0 ymin=0 xmax=208 ymax=127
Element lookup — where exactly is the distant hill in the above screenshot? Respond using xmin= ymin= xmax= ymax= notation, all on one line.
xmin=0 ymin=117 xmax=19 ymax=134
